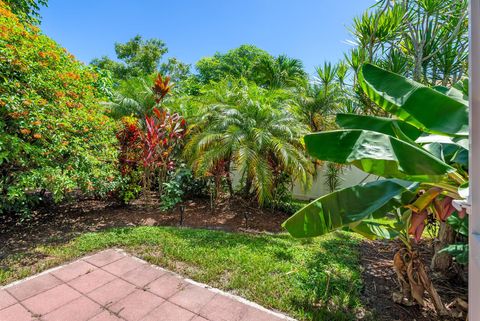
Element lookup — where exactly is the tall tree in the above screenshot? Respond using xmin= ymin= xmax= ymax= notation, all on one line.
xmin=91 ymin=35 xmax=168 ymax=80
xmin=195 ymin=45 xmax=271 ymax=84
xmin=347 ymin=0 xmax=468 ymax=85
xmin=4 ymin=0 xmax=47 ymax=24
xmin=254 ymin=55 xmax=307 ymax=89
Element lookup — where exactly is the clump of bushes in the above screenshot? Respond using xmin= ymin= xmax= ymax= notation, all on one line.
xmin=0 ymin=1 xmax=119 ymax=217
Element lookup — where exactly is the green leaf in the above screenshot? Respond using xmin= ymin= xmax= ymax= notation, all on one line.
xmin=336 ymin=113 xmax=423 ymax=141
xmin=433 ymin=85 xmax=468 ymax=106
xmin=349 ymin=220 xmax=399 ymax=240
xmin=305 ymin=130 xmax=455 ymax=182
xmin=416 ymin=135 xmax=469 ymax=150
xmin=360 ymin=64 xmax=469 ymax=136
xmin=446 ymin=212 xmax=468 ymax=236
xmin=421 ymin=142 xmax=468 ymax=167
xmin=282 ymin=179 xmax=418 ymax=238
xmin=439 ymin=243 xmax=468 ymax=264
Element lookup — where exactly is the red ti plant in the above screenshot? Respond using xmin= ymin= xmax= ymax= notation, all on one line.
xmin=116 ymin=117 xmax=143 ymax=176
xmin=140 ymin=73 xmax=186 ymax=196
xmin=152 ymin=74 xmax=172 ymax=103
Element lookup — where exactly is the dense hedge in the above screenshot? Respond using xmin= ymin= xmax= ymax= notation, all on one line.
xmin=0 ymin=1 xmax=119 ymax=216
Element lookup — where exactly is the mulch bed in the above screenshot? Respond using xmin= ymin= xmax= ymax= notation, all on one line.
xmin=0 ymin=196 xmax=287 ymax=256
xmin=360 ymin=239 xmax=468 ymax=321
xmin=0 ymin=196 xmax=469 ymax=320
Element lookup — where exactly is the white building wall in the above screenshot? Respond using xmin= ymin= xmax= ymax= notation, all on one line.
xmin=291 ymin=164 xmax=377 ymax=200
xmin=231 ymin=164 xmax=377 ymax=201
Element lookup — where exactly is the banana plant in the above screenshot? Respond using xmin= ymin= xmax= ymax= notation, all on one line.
xmin=283 ymin=63 xmax=469 ymax=315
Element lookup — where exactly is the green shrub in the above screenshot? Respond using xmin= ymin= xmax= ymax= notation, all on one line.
xmin=0 ymin=1 xmax=119 ymax=217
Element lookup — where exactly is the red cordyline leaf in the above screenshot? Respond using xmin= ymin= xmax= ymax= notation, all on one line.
xmin=152 ymin=75 xmax=171 ymax=103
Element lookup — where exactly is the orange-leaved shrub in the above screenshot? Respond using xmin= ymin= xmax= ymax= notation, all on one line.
xmin=0 ymin=1 xmax=119 ymax=217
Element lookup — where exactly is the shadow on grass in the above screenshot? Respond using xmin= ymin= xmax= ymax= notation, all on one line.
xmin=288 ymin=233 xmax=365 ymax=321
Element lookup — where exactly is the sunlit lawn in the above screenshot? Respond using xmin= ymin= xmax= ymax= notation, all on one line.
xmin=1 ymin=227 xmax=365 ymax=321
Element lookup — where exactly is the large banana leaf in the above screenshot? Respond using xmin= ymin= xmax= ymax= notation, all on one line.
xmin=282 ymin=179 xmax=418 ymax=238
xmin=416 ymin=135 xmax=469 ymax=166
xmin=336 ymin=113 xmax=423 ymax=141
xmin=422 ymin=142 xmax=468 ymax=167
xmin=305 ymin=130 xmax=455 ymax=182
xmin=349 ymin=220 xmax=399 ymax=240
xmin=433 ymin=85 xmax=468 ymax=106
xmin=360 ymin=64 xmax=468 ymax=136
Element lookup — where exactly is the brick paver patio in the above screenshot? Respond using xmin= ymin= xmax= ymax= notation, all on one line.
xmin=0 ymin=249 xmax=295 ymax=321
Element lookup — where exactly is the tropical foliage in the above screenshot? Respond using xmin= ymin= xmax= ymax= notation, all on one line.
xmin=1 ymin=0 xmax=471 ymax=316
xmin=283 ymin=64 xmax=468 ymax=314
xmin=3 ymin=0 xmax=47 ymax=24
xmin=184 ymin=79 xmax=313 ymax=206
xmin=0 ymin=1 xmax=119 ymax=217
xmin=344 ymin=0 xmax=468 ymax=115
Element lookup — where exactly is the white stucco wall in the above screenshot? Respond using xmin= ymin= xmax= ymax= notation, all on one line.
xmin=231 ymin=164 xmax=377 ymax=201
xmin=291 ymin=164 xmax=377 ymax=200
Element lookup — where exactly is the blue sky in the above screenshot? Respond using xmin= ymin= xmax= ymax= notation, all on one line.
xmin=40 ymin=1 xmax=375 ymax=75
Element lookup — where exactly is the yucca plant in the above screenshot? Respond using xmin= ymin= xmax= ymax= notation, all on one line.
xmin=283 ymin=64 xmax=468 ymax=315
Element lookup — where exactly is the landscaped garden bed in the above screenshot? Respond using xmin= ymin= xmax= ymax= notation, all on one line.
xmin=0 ymin=202 xmax=364 ymax=321
xmin=0 ymin=0 xmax=471 ymax=320
xmin=0 ymin=199 xmax=468 ymax=321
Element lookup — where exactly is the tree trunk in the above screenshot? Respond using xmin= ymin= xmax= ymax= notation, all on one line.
xmin=244 ymin=176 xmax=252 ymax=196
xmin=413 ymin=52 xmax=423 ymax=82
xmin=431 ymin=221 xmax=455 ymax=273
xmin=225 ymin=161 xmax=234 ymax=197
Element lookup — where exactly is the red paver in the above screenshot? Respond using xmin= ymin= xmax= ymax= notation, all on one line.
xmin=109 ymin=289 xmax=164 ymax=320
xmin=199 ymin=294 xmax=249 ymax=321
xmin=22 ymin=283 xmax=81 ymax=315
xmin=0 ymin=290 xmax=17 ymax=310
xmin=0 ymin=303 xmax=33 ymax=321
xmin=147 ymin=273 xmax=188 ymax=299
xmin=140 ymin=301 xmax=195 ymax=321
xmin=51 ymin=260 xmax=97 ymax=282
xmin=85 ymin=249 xmax=125 ymax=267
xmin=68 ymin=268 xmax=116 ymax=293
xmin=87 ymin=278 xmax=136 ymax=306
xmin=88 ymin=310 xmax=123 ymax=321
xmin=42 ymin=296 xmax=102 ymax=321
xmin=6 ymin=273 xmax=62 ymax=301
xmin=0 ymin=249 xmax=294 ymax=321
xmin=169 ymin=284 xmax=216 ymax=313
xmin=121 ymin=264 xmax=165 ymax=287
xmin=103 ymin=257 xmax=145 ymax=276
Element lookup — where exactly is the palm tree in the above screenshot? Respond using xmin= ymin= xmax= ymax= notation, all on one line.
xmin=254 ymin=55 xmax=307 ymax=90
xmin=104 ymin=75 xmax=156 ymax=119
xmin=295 ymin=62 xmax=350 ymax=132
xmin=184 ymin=79 xmax=313 ymax=206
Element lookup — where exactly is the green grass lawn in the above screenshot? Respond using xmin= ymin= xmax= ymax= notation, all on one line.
xmin=0 ymin=227 xmax=365 ymax=321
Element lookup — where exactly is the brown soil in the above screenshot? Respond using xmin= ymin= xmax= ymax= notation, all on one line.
xmin=0 ymin=197 xmax=469 ymax=321
xmin=360 ymin=239 xmax=468 ymax=321
xmin=0 ymin=195 xmax=288 ymax=256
